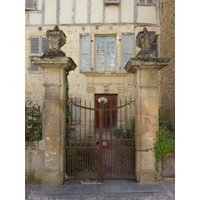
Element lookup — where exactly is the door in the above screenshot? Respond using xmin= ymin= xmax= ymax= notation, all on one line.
xmin=95 ymin=94 xmax=117 ymax=129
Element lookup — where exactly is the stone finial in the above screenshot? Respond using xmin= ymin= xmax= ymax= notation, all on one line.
xmin=42 ymin=26 xmax=66 ymax=58
xmin=136 ymin=27 xmax=156 ymax=59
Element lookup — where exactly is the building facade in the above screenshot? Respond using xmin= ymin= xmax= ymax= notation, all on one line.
xmin=25 ymin=0 xmax=161 ymax=107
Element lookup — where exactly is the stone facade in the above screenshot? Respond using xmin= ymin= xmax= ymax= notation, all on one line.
xmin=159 ymin=0 xmax=175 ymax=128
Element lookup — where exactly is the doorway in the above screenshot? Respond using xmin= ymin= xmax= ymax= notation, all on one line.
xmin=95 ymin=94 xmax=118 ymax=129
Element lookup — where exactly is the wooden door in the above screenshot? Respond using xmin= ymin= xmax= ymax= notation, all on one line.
xmin=95 ymin=94 xmax=117 ymax=129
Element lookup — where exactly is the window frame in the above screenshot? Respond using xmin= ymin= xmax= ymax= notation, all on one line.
xmin=150 ymin=35 xmax=158 ymax=58
xmin=94 ymin=35 xmax=117 ymax=73
xmin=25 ymin=0 xmax=38 ymax=11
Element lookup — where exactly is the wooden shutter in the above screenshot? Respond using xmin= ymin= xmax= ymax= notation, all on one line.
xmin=30 ymin=37 xmax=40 ymax=72
xmin=41 ymin=37 xmax=49 ymax=54
xmin=147 ymin=0 xmax=154 ymax=4
xmin=138 ymin=0 xmax=145 ymax=4
xmin=25 ymin=0 xmax=36 ymax=10
xmin=80 ymin=34 xmax=91 ymax=72
xmin=70 ymin=98 xmax=81 ymax=124
xmin=121 ymin=33 xmax=134 ymax=71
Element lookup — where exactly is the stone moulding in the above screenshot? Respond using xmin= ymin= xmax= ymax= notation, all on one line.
xmin=30 ymin=56 xmax=77 ymax=71
xmin=125 ymin=58 xmax=171 ymax=73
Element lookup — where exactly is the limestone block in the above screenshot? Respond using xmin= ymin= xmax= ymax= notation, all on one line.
xmin=45 ymin=151 xmax=59 ymax=171
xmin=139 ymin=169 xmax=158 ymax=182
xmin=45 ymin=136 xmax=59 ymax=152
xmin=141 ymin=151 xmax=156 ymax=170
xmin=141 ymin=99 xmax=157 ymax=116
xmin=43 ymin=171 xmax=60 ymax=184
xmin=141 ymin=69 xmax=158 ymax=86
xmin=140 ymin=87 xmax=157 ymax=99
xmin=39 ymin=139 xmax=45 ymax=150
xmin=43 ymin=100 xmax=60 ymax=118
xmin=43 ymin=117 xmax=59 ymax=136
xmin=44 ymin=85 xmax=60 ymax=100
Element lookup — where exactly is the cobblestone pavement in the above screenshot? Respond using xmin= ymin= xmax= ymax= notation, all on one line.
xmin=25 ymin=180 xmax=175 ymax=200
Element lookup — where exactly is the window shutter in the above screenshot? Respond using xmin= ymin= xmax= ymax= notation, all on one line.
xmin=121 ymin=33 xmax=134 ymax=71
xmin=70 ymin=98 xmax=81 ymax=124
xmin=80 ymin=34 xmax=91 ymax=72
xmin=30 ymin=37 xmax=40 ymax=72
xmin=25 ymin=0 xmax=36 ymax=10
xmin=41 ymin=37 xmax=50 ymax=54
xmin=138 ymin=0 xmax=145 ymax=4
xmin=147 ymin=0 xmax=153 ymax=4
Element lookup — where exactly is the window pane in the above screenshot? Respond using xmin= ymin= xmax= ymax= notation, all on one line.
xmin=106 ymin=37 xmax=115 ymax=71
xmin=95 ymin=36 xmax=116 ymax=72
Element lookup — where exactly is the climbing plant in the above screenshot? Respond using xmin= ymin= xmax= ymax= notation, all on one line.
xmin=154 ymin=108 xmax=175 ymax=172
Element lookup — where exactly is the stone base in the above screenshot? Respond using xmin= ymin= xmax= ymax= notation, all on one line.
xmin=139 ymin=170 xmax=158 ymax=182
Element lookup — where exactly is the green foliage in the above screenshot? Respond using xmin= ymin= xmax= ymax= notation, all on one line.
xmin=159 ymin=109 xmax=173 ymax=132
xmin=113 ymin=117 xmax=135 ymax=140
xmin=154 ymin=108 xmax=175 ymax=172
xmin=66 ymin=71 xmax=70 ymax=146
xmin=25 ymin=98 xmax=42 ymax=142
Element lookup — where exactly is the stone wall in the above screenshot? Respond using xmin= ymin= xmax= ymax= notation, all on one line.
xmin=159 ymin=0 xmax=175 ymax=128
xmin=25 ymin=25 xmax=161 ymax=106
xmin=25 ymin=140 xmax=45 ymax=184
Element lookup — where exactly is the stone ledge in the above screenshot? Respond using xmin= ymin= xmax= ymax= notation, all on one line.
xmin=125 ymin=58 xmax=170 ymax=73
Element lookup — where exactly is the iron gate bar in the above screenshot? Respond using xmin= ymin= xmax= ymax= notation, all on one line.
xmin=66 ymin=96 xmax=135 ymax=181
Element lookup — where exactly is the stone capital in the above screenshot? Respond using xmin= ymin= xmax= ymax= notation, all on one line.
xmin=30 ymin=56 xmax=77 ymax=71
xmin=125 ymin=58 xmax=170 ymax=73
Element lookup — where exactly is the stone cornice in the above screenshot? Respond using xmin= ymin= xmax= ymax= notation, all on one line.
xmin=30 ymin=56 xmax=77 ymax=71
xmin=125 ymin=58 xmax=170 ymax=73
xmin=82 ymin=72 xmax=128 ymax=77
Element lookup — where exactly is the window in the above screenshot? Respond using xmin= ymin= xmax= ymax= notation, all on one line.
xmin=150 ymin=36 xmax=158 ymax=57
xmin=25 ymin=0 xmax=37 ymax=10
xmin=138 ymin=0 xmax=154 ymax=5
xmin=105 ymin=0 xmax=120 ymax=6
xmin=29 ymin=36 xmax=49 ymax=72
xmin=95 ymin=36 xmax=116 ymax=72
xmin=70 ymin=98 xmax=81 ymax=124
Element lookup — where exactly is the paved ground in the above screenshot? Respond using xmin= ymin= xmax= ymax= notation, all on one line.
xmin=25 ymin=180 xmax=175 ymax=200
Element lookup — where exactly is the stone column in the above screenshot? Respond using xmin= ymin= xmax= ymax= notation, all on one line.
xmin=125 ymin=58 xmax=169 ymax=182
xmin=30 ymin=57 xmax=76 ymax=184
xmin=30 ymin=26 xmax=77 ymax=184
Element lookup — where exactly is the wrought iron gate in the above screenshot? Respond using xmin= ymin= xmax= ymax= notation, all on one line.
xmin=66 ymin=95 xmax=135 ymax=181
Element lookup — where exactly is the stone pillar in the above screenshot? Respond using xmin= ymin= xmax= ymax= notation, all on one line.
xmin=30 ymin=26 xmax=77 ymax=184
xmin=125 ymin=58 xmax=169 ymax=182
xmin=30 ymin=57 xmax=76 ymax=184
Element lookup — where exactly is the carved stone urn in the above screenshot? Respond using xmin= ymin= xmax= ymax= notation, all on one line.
xmin=42 ymin=25 xmax=66 ymax=58
xmin=136 ymin=27 xmax=156 ymax=59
